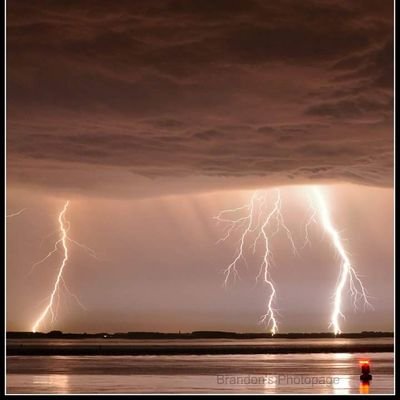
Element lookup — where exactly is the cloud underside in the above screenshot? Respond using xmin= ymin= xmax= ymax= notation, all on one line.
xmin=7 ymin=0 xmax=393 ymax=195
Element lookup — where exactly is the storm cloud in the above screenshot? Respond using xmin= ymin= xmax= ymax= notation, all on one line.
xmin=7 ymin=0 xmax=393 ymax=196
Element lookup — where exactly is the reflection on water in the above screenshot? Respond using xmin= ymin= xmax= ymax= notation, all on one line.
xmin=6 ymin=352 xmax=394 ymax=394
xmin=360 ymin=381 xmax=370 ymax=394
xmin=332 ymin=375 xmax=350 ymax=395
xmin=262 ymin=374 xmax=277 ymax=392
xmin=332 ymin=353 xmax=352 ymax=360
xmin=332 ymin=349 xmax=353 ymax=394
xmin=32 ymin=375 xmax=70 ymax=393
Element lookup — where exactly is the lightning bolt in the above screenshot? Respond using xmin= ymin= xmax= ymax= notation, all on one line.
xmin=312 ymin=186 xmax=372 ymax=335
xmin=29 ymin=213 xmax=98 ymax=277
xmin=6 ymin=208 xmax=27 ymax=218
xmin=214 ymin=193 xmax=259 ymax=284
xmin=256 ymin=191 xmax=283 ymax=335
xmin=216 ymin=186 xmax=373 ymax=335
xmin=32 ymin=201 xmax=70 ymax=332
xmin=31 ymin=201 xmax=92 ymax=333
xmin=215 ymin=189 xmax=297 ymax=334
xmin=302 ymin=194 xmax=317 ymax=249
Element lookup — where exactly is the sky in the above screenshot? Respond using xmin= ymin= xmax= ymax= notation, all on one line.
xmin=6 ymin=0 xmax=393 ymax=333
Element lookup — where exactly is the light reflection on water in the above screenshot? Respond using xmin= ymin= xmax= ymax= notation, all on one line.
xmin=359 ymin=381 xmax=371 ymax=394
xmin=332 ymin=375 xmax=351 ymax=395
xmin=6 ymin=352 xmax=394 ymax=394
xmin=32 ymin=374 xmax=70 ymax=393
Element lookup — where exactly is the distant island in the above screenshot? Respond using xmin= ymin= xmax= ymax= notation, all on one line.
xmin=7 ymin=330 xmax=394 ymax=340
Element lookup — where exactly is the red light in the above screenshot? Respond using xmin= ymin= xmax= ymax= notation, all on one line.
xmin=359 ymin=360 xmax=370 ymax=365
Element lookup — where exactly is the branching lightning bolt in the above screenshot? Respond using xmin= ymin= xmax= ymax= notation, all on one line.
xmin=302 ymin=195 xmax=317 ymax=249
xmin=256 ymin=191 xmax=282 ymax=335
xmin=31 ymin=201 xmax=93 ymax=333
xmin=312 ymin=186 xmax=372 ymax=335
xmin=32 ymin=201 xmax=70 ymax=333
xmin=6 ymin=208 xmax=27 ymax=218
xmin=215 ymin=186 xmax=373 ymax=335
xmin=29 ymin=219 xmax=98 ymax=277
xmin=215 ymin=189 xmax=297 ymax=334
xmin=214 ymin=193 xmax=259 ymax=284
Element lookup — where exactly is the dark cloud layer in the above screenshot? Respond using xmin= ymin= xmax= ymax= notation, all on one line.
xmin=7 ymin=0 xmax=393 ymax=195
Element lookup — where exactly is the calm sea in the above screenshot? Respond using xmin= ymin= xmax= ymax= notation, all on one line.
xmin=6 ymin=338 xmax=394 ymax=394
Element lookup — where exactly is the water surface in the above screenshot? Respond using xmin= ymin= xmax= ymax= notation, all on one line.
xmin=7 ymin=351 xmax=394 ymax=394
